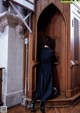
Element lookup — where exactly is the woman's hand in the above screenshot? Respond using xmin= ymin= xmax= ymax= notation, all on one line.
xmin=32 ymin=60 xmax=39 ymax=67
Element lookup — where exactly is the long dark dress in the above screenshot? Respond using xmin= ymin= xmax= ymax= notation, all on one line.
xmin=34 ymin=47 xmax=57 ymax=101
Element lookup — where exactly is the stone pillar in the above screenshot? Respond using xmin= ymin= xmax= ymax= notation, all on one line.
xmin=0 ymin=11 xmax=24 ymax=107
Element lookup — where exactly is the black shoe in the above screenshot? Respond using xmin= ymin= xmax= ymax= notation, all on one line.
xmin=40 ymin=108 xmax=45 ymax=113
xmin=40 ymin=101 xmax=45 ymax=113
xmin=30 ymin=100 xmax=35 ymax=112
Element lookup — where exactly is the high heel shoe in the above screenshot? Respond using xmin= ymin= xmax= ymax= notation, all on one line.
xmin=40 ymin=101 xmax=45 ymax=113
xmin=30 ymin=100 xmax=35 ymax=112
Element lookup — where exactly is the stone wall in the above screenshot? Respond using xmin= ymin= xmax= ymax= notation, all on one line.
xmin=0 ymin=11 xmax=24 ymax=107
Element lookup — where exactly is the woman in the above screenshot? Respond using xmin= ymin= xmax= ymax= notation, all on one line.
xmin=30 ymin=36 xmax=57 ymax=113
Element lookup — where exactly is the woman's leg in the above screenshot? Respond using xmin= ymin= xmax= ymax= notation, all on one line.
xmin=30 ymin=99 xmax=36 ymax=112
xmin=30 ymin=72 xmax=43 ymax=112
xmin=40 ymin=100 xmax=45 ymax=113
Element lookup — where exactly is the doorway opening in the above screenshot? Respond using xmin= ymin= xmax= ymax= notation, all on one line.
xmin=37 ymin=3 xmax=66 ymax=98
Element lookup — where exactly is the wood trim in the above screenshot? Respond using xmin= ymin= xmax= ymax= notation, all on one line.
xmin=66 ymin=87 xmax=80 ymax=97
xmin=28 ymin=33 xmax=33 ymax=98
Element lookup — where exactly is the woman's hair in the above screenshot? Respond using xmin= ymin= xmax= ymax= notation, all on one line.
xmin=41 ymin=36 xmax=55 ymax=49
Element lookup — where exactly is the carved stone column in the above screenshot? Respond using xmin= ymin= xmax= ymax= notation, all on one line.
xmin=0 ymin=11 xmax=24 ymax=107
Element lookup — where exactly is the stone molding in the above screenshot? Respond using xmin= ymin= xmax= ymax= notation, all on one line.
xmin=3 ymin=90 xmax=23 ymax=107
xmin=0 ymin=11 xmax=23 ymax=33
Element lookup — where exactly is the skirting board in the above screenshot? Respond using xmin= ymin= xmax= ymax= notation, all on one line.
xmin=3 ymin=90 xmax=23 ymax=108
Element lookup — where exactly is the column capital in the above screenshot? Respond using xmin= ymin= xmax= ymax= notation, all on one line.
xmin=0 ymin=11 xmax=23 ymax=32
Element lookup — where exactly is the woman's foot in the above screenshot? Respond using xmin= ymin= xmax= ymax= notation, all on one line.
xmin=30 ymin=100 xmax=35 ymax=112
xmin=40 ymin=101 xmax=45 ymax=113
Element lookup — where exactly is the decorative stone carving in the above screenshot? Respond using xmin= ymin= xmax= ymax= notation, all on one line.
xmin=0 ymin=11 xmax=23 ymax=33
xmin=16 ymin=24 xmax=24 ymax=35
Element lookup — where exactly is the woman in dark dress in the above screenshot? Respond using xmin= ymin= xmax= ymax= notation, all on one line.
xmin=30 ymin=36 xmax=57 ymax=113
